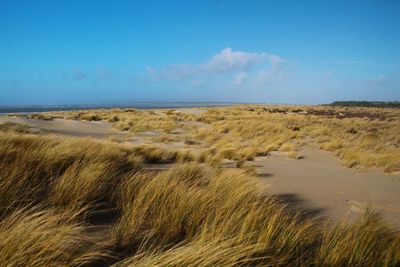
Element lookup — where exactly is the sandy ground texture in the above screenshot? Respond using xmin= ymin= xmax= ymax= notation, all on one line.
xmin=1 ymin=115 xmax=400 ymax=227
xmin=0 ymin=117 xmax=117 ymax=138
xmin=249 ymin=146 xmax=400 ymax=227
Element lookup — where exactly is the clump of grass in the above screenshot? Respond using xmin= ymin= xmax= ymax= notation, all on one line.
xmin=384 ymin=163 xmax=400 ymax=174
xmin=0 ymin=132 xmax=141 ymax=214
xmin=130 ymin=145 xmax=178 ymax=164
xmin=175 ymin=149 xmax=196 ymax=162
xmin=0 ymin=207 xmax=108 ymax=266
xmin=49 ymin=159 xmax=126 ymax=209
xmin=197 ymin=148 xmax=221 ymax=166
xmin=288 ymin=150 xmax=302 ymax=159
xmin=281 ymin=143 xmax=296 ymax=152
xmin=79 ymin=113 xmax=102 ymax=121
xmin=320 ymin=139 xmax=344 ymax=151
xmin=26 ymin=113 xmax=54 ymax=120
xmin=236 ymin=158 xmax=245 ymax=167
xmin=316 ymin=210 xmax=400 ymax=265
xmin=0 ymin=122 xmax=32 ymax=133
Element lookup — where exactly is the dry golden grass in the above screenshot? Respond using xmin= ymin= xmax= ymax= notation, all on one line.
xmin=0 ymin=131 xmax=198 ymax=215
xmin=112 ymin=165 xmax=399 ymax=266
xmin=0 ymin=207 xmax=108 ymax=266
xmin=11 ymin=104 xmax=400 ymax=172
xmin=306 ymin=116 xmax=400 ymax=172
xmin=0 ymin=122 xmax=32 ymax=133
xmin=0 ymin=132 xmax=138 ymax=214
xmin=0 ymin=131 xmax=399 ymax=265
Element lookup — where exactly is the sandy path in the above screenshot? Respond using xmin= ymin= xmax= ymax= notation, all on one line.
xmin=175 ymin=108 xmax=206 ymax=115
xmin=0 ymin=117 xmax=116 ymax=138
xmin=253 ymin=146 xmax=400 ymax=227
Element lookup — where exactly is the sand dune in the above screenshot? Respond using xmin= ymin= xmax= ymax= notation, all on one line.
xmin=252 ymin=145 xmax=400 ymax=227
xmin=0 ymin=117 xmax=115 ymax=138
xmin=1 ymin=115 xmax=400 ymax=228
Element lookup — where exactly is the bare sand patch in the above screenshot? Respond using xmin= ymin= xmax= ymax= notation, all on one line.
xmin=174 ymin=108 xmax=206 ymax=115
xmin=0 ymin=117 xmax=116 ymax=139
xmin=251 ymin=146 xmax=400 ymax=227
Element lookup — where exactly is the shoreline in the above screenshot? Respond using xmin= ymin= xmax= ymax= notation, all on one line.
xmin=0 ymin=102 xmax=245 ymax=114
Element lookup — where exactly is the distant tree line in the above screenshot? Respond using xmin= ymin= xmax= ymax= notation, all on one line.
xmin=326 ymin=101 xmax=400 ymax=108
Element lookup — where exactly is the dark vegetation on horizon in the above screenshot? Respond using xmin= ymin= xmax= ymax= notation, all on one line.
xmin=327 ymin=101 xmax=400 ymax=108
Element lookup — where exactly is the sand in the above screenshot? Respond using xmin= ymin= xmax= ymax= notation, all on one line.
xmin=1 ymin=115 xmax=400 ymax=227
xmin=252 ymin=145 xmax=400 ymax=227
xmin=174 ymin=108 xmax=206 ymax=115
xmin=0 ymin=117 xmax=116 ymax=138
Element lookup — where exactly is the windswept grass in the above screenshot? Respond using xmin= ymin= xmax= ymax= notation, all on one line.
xmin=0 ymin=132 xmax=138 ymax=214
xmin=0 ymin=122 xmax=32 ymax=133
xmin=112 ymin=165 xmax=399 ymax=266
xmin=0 ymin=207 xmax=108 ymax=266
xmin=0 ymin=132 xmax=197 ymax=215
xmin=14 ymin=104 xmax=400 ymax=171
xmin=0 ymin=132 xmax=399 ymax=265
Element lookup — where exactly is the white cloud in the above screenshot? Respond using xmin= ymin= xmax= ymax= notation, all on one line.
xmin=200 ymin=48 xmax=267 ymax=73
xmin=269 ymin=54 xmax=286 ymax=71
xmin=147 ymin=47 xmax=287 ymax=86
xmin=232 ymin=72 xmax=248 ymax=86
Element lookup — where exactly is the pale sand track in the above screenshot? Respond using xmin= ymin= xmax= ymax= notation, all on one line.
xmin=0 ymin=117 xmax=116 ymax=138
xmin=252 ymin=146 xmax=400 ymax=226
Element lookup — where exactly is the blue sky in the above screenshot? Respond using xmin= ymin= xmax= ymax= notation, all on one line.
xmin=0 ymin=0 xmax=399 ymax=105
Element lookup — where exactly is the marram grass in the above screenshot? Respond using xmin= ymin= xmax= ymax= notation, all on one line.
xmin=0 ymin=131 xmax=399 ymax=266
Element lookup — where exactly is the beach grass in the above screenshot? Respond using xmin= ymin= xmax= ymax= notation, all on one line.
xmin=18 ymin=104 xmax=400 ymax=172
xmin=0 ymin=130 xmax=399 ymax=266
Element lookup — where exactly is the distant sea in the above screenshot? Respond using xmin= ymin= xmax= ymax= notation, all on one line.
xmin=0 ymin=102 xmax=243 ymax=114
